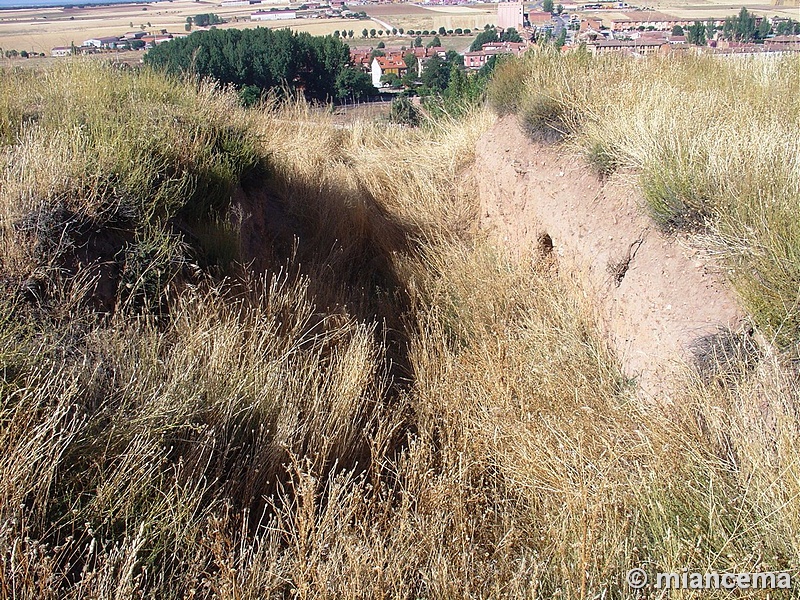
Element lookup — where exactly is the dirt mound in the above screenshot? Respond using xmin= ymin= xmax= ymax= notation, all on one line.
xmin=475 ymin=116 xmax=748 ymax=401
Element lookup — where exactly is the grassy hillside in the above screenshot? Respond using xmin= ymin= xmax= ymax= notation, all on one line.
xmin=488 ymin=50 xmax=800 ymax=350
xmin=0 ymin=60 xmax=798 ymax=598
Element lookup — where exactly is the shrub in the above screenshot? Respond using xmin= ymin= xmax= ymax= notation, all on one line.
xmin=487 ymin=50 xmax=800 ymax=348
xmin=486 ymin=56 xmax=527 ymax=115
xmin=389 ymin=97 xmax=422 ymax=126
xmin=584 ymin=139 xmax=619 ymax=179
xmin=519 ymin=92 xmax=568 ymax=143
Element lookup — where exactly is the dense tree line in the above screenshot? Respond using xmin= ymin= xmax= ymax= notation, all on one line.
xmin=721 ymin=7 xmax=771 ymax=42
xmin=192 ymin=13 xmax=224 ymax=27
xmin=684 ymin=10 xmax=796 ymax=45
xmin=686 ymin=21 xmax=710 ymax=45
xmin=144 ymin=28 xmax=374 ymax=103
xmin=3 ymin=49 xmax=46 ymax=58
xmin=469 ymin=27 xmax=522 ymax=52
xmin=419 ymin=53 xmax=500 ymax=119
xmin=774 ymin=18 xmax=800 ymax=35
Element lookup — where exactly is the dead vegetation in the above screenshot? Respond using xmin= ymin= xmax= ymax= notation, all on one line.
xmin=0 ymin=60 xmax=797 ymax=598
xmin=489 ymin=50 xmax=800 ymax=350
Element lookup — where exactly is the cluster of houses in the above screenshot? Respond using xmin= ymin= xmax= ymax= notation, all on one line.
xmin=51 ymin=30 xmax=183 ymax=56
xmin=351 ymin=39 xmax=529 ymax=88
xmin=48 ymin=0 xmax=800 ymax=63
xmin=464 ymin=40 xmax=526 ymax=68
xmin=582 ymin=31 xmax=800 ymax=56
xmin=498 ymin=1 xmax=800 ymax=57
xmin=250 ymin=0 xmax=360 ymax=22
xmin=576 ymin=14 xmax=800 ymax=56
xmin=359 ymin=0 xmax=799 ymax=88
xmin=225 ymin=0 xmax=344 ymax=5
xmin=351 ymin=45 xmax=445 ymax=86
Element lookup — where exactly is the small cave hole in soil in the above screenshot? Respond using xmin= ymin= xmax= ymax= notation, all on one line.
xmin=537 ymin=232 xmax=553 ymax=255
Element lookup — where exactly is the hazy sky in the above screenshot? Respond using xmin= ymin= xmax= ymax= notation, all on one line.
xmin=0 ymin=0 xmax=149 ymax=8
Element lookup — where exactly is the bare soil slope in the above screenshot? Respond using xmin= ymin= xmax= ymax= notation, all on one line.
xmin=476 ymin=116 xmax=747 ymax=401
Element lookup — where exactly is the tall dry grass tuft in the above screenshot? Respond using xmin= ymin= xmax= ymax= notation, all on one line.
xmin=0 ymin=60 xmax=262 ymax=311
xmin=489 ymin=50 xmax=800 ymax=349
xmin=0 ymin=59 xmax=798 ymax=598
xmin=404 ymin=241 xmax=800 ymax=596
xmin=0 ymin=269 xmax=394 ymax=597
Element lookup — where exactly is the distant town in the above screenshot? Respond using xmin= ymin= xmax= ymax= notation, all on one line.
xmin=40 ymin=0 xmax=800 ymax=86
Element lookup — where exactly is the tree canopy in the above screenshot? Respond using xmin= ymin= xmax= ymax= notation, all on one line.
xmin=192 ymin=13 xmax=224 ymax=27
xmin=721 ymin=7 xmax=762 ymax=42
xmin=468 ymin=26 xmax=520 ymax=51
xmin=144 ymin=28 xmax=373 ymax=103
xmin=775 ymin=18 xmax=800 ymax=35
xmin=501 ymin=27 xmax=522 ymax=42
xmin=686 ymin=21 xmax=707 ymax=45
xmin=421 ymin=54 xmax=450 ymax=91
xmin=420 ymin=50 xmax=463 ymax=92
xmin=470 ymin=28 xmax=498 ymax=51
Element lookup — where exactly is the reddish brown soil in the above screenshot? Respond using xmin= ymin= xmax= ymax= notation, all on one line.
xmin=475 ymin=116 xmax=746 ymax=402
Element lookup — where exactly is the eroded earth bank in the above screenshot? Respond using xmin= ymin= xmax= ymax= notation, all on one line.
xmin=475 ymin=116 xmax=749 ymax=401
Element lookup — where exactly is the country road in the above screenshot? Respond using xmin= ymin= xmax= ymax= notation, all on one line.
xmin=369 ymin=16 xmax=403 ymax=36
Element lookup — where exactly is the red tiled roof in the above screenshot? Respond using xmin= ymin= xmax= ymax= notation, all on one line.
xmin=376 ymin=56 xmax=407 ymax=69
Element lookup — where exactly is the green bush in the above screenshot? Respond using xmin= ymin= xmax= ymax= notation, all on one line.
xmin=486 ymin=57 xmax=527 ymax=115
xmin=389 ymin=97 xmax=422 ymax=127
xmin=519 ymin=93 xmax=567 ymax=143
xmin=584 ymin=140 xmax=619 ymax=179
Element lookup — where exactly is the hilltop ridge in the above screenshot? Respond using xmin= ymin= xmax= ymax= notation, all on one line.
xmin=0 ymin=58 xmax=798 ymax=597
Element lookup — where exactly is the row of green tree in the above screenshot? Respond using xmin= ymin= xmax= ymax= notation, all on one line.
xmin=406 ymin=27 xmax=475 ymax=35
xmin=358 ymin=28 xmax=396 ymax=38
xmin=721 ymin=7 xmax=772 ymax=42
xmin=350 ymin=26 xmax=484 ymax=39
xmin=773 ymin=18 xmax=800 ymax=35
xmin=191 ymin=13 xmax=225 ymax=28
xmin=2 ymin=49 xmax=45 ymax=58
xmin=681 ymin=9 xmax=797 ymax=45
xmin=469 ymin=27 xmax=523 ymax=52
xmin=144 ymin=28 xmax=374 ymax=104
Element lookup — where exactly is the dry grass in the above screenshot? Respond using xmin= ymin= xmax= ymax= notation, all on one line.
xmin=489 ymin=49 xmax=800 ymax=350
xmin=0 ymin=60 xmax=798 ymax=598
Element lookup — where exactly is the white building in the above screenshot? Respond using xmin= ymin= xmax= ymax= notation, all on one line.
xmin=51 ymin=47 xmax=72 ymax=57
xmin=251 ymin=10 xmax=296 ymax=20
xmin=497 ymin=2 xmax=523 ymax=30
xmin=370 ymin=55 xmax=407 ymax=87
xmin=82 ymin=36 xmax=121 ymax=49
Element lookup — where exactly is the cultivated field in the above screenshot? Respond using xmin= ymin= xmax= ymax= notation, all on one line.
xmin=642 ymin=0 xmax=798 ymax=18
xmin=2 ymin=0 xmax=795 ymax=55
xmin=0 ymin=0 xmax=360 ymax=53
xmin=593 ymin=0 xmax=800 ymax=24
xmin=0 ymin=0 xmax=501 ymax=53
xmin=364 ymin=3 xmax=496 ymax=34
